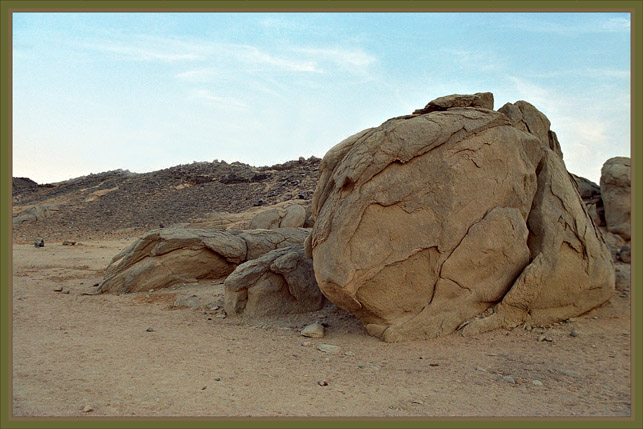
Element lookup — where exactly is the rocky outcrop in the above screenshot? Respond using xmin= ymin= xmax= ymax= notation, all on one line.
xmin=308 ymin=93 xmax=614 ymax=342
xmin=224 ymin=244 xmax=324 ymax=317
xmin=412 ymin=92 xmax=494 ymax=114
xmin=98 ymin=226 xmax=309 ymax=294
xmin=248 ymin=203 xmax=308 ymax=229
xmin=499 ymin=101 xmax=563 ymax=158
xmin=600 ymin=157 xmax=630 ymax=240
xmin=13 ymin=205 xmax=60 ymax=225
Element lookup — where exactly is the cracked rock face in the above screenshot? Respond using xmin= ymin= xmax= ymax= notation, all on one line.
xmin=98 ymin=226 xmax=309 ymax=293
xmin=600 ymin=157 xmax=631 ymax=240
xmin=309 ymin=93 xmax=615 ymax=342
xmin=224 ymin=244 xmax=325 ymax=317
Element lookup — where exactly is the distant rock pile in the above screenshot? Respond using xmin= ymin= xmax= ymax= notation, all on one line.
xmin=308 ymin=92 xmax=616 ymax=342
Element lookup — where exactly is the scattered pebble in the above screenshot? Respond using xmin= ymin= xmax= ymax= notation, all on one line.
xmin=201 ymin=386 xmax=207 ymax=390
xmin=317 ymin=344 xmax=340 ymax=354
xmin=532 ymin=380 xmax=544 ymax=386
xmin=558 ymin=368 xmax=581 ymax=377
xmin=318 ymin=380 xmax=328 ymax=386
xmin=301 ymin=322 xmax=325 ymax=338
xmin=54 ymin=286 xmax=63 ymax=292
xmin=214 ymin=377 xmax=221 ymax=381
xmin=570 ymin=329 xmax=578 ymax=337
xmin=476 ymin=366 xmax=487 ymax=372
xmin=215 ymin=314 xmax=226 ymax=319
xmin=502 ymin=375 xmax=515 ymax=384
xmin=301 ymin=341 xmax=313 ymax=347
xmin=82 ymin=405 xmax=93 ymax=413
xmin=412 ymin=399 xmax=424 ymax=404
xmin=344 ymin=351 xmax=355 ymax=357
xmin=63 ymin=290 xmax=70 ymax=294
xmin=146 ymin=327 xmax=155 ymax=332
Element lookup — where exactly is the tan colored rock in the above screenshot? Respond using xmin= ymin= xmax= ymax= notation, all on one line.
xmin=499 ymin=101 xmax=563 ymax=158
xmin=600 ymin=157 xmax=630 ymax=240
xmin=224 ymin=245 xmax=324 ymax=317
xmin=98 ymin=226 xmax=309 ymax=294
xmin=248 ymin=202 xmax=308 ymax=230
xmin=309 ymin=93 xmax=614 ymax=342
xmin=413 ymin=92 xmax=494 ymax=114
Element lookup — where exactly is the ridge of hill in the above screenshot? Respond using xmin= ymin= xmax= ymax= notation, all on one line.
xmin=12 ymin=157 xmax=320 ymax=243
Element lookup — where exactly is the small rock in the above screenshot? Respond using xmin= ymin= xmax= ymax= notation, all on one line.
xmin=344 ymin=351 xmax=355 ymax=357
xmin=82 ymin=405 xmax=93 ymax=413
xmin=570 ymin=329 xmax=578 ymax=337
xmin=502 ymin=375 xmax=515 ymax=384
xmin=301 ymin=322 xmax=325 ymax=338
xmin=214 ymin=377 xmax=221 ymax=381
xmin=146 ymin=327 xmax=155 ymax=332
xmin=318 ymin=380 xmax=328 ymax=386
xmin=558 ymin=368 xmax=581 ymax=377
xmin=476 ymin=366 xmax=487 ymax=372
xmin=63 ymin=290 xmax=70 ymax=294
xmin=34 ymin=238 xmax=44 ymax=248
xmin=538 ymin=334 xmax=546 ymax=342
xmin=215 ymin=313 xmax=226 ymax=319
xmin=54 ymin=286 xmax=63 ymax=292
xmin=173 ymin=296 xmax=200 ymax=308
xmin=412 ymin=399 xmax=424 ymax=404
xmin=201 ymin=386 xmax=207 ymax=390
xmin=62 ymin=240 xmax=76 ymax=246
xmin=317 ymin=344 xmax=340 ymax=354
xmin=301 ymin=341 xmax=313 ymax=347
xmin=619 ymin=244 xmax=631 ymax=264
xmin=532 ymin=380 xmax=544 ymax=386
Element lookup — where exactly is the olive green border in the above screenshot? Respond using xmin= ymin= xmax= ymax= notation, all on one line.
xmin=0 ymin=1 xmax=641 ymax=428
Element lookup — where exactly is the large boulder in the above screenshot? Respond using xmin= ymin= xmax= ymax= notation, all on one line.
xmin=600 ymin=157 xmax=631 ymax=240
xmin=308 ymin=93 xmax=614 ymax=342
xmin=98 ymin=226 xmax=309 ymax=294
xmin=224 ymin=244 xmax=325 ymax=316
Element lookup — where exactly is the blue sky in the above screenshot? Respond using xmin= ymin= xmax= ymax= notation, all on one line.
xmin=13 ymin=12 xmax=630 ymax=184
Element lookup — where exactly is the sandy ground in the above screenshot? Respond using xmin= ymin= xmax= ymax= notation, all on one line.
xmin=11 ymin=239 xmax=632 ymax=419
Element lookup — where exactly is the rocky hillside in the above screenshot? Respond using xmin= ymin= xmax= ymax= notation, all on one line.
xmin=12 ymin=157 xmax=320 ymax=243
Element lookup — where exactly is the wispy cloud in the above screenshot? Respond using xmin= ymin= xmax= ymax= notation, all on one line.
xmin=500 ymin=14 xmax=631 ymax=35
xmin=193 ymin=89 xmax=248 ymax=110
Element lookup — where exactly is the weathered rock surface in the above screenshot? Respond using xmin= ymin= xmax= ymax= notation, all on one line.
xmin=600 ymin=157 xmax=630 ymax=240
xmin=499 ymin=101 xmax=563 ymax=158
xmin=224 ymin=244 xmax=324 ymax=317
xmin=98 ymin=226 xmax=309 ymax=294
xmin=248 ymin=202 xmax=308 ymax=229
xmin=13 ymin=205 xmax=60 ymax=225
xmin=309 ymin=93 xmax=615 ymax=342
xmin=413 ymin=92 xmax=494 ymax=114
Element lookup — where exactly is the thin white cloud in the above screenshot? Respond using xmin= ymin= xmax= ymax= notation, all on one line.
xmin=500 ymin=15 xmax=631 ymax=35
xmin=193 ymin=89 xmax=248 ymax=110
xmin=602 ymin=17 xmax=631 ymax=32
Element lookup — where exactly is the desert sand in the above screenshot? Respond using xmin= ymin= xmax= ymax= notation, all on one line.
xmin=11 ymin=239 xmax=631 ymax=418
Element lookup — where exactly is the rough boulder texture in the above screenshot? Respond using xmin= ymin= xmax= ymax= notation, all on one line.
xmin=224 ymin=244 xmax=325 ymax=317
xmin=600 ymin=157 xmax=631 ymax=240
xmin=248 ymin=202 xmax=309 ymax=229
xmin=98 ymin=226 xmax=309 ymax=293
xmin=308 ymin=93 xmax=615 ymax=342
